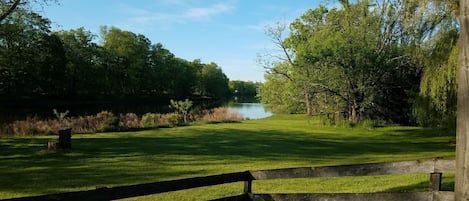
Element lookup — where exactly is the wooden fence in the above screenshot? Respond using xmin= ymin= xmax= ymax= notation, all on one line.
xmin=1 ymin=158 xmax=455 ymax=201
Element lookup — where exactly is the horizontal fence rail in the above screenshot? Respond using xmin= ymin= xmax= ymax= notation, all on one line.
xmin=249 ymin=158 xmax=455 ymax=180
xmin=250 ymin=192 xmax=455 ymax=201
xmin=1 ymin=158 xmax=456 ymax=201
xmin=2 ymin=172 xmax=252 ymax=201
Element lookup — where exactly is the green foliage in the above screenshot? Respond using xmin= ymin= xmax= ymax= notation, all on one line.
xmin=229 ymin=80 xmax=260 ymax=97
xmin=0 ymin=8 xmax=69 ymax=97
xmin=195 ymin=61 xmax=231 ymax=99
xmin=97 ymin=112 xmax=119 ymax=132
xmin=170 ymin=99 xmax=193 ymax=124
xmin=140 ymin=113 xmax=160 ymax=128
xmin=259 ymin=0 xmax=456 ymax=125
xmin=0 ymin=0 xmax=56 ymax=23
xmin=53 ymin=28 xmax=102 ymax=96
xmin=258 ymin=68 xmax=306 ymax=114
xmin=52 ymin=109 xmax=69 ymax=124
xmin=1 ymin=18 xmax=231 ymax=100
xmin=414 ymin=30 xmax=458 ymax=128
xmin=355 ymin=119 xmax=378 ymax=129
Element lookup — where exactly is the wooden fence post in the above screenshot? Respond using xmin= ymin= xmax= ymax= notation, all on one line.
xmin=456 ymin=0 xmax=469 ymax=200
xmin=244 ymin=180 xmax=252 ymax=194
xmin=429 ymin=173 xmax=442 ymax=192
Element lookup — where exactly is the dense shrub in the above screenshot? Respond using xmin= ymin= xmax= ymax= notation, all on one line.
xmin=159 ymin=113 xmax=180 ymax=127
xmin=2 ymin=107 xmax=245 ymax=136
xmin=140 ymin=113 xmax=160 ymax=128
xmin=92 ymin=111 xmax=116 ymax=132
xmin=8 ymin=117 xmax=61 ymax=136
xmin=200 ymin=107 xmax=243 ymax=123
xmin=70 ymin=115 xmax=100 ymax=134
xmin=119 ymin=113 xmax=140 ymax=130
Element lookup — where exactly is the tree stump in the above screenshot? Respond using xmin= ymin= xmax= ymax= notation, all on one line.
xmin=47 ymin=128 xmax=72 ymax=151
xmin=58 ymin=128 xmax=72 ymax=150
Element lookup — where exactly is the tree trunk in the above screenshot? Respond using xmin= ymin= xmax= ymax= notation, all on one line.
xmin=305 ymin=92 xmax=313 ymax=116
xmin=455 ymin=0 xmax=469 ymax=200
xmin=350 ymin=103 xmax=360 ymax=123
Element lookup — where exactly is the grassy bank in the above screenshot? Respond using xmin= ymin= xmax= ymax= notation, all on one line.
xmin=0 ymin=114 xmax=455 ymax=200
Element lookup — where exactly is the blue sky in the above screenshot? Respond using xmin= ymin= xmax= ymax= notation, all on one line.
xmin=38 ymin=0 xmax=329 ymax=82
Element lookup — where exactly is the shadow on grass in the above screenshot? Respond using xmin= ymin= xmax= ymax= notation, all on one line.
xmin=382 ymin=176 xmax=455 ymax=193
xmin=0 ymin=125 xmax=455 ymax=198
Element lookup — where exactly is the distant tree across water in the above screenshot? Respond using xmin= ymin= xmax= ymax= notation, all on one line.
xmin=229 ymin=80 xmax=260 ymax=97
xmin=0 ymin=7 xmax=231 ymax=101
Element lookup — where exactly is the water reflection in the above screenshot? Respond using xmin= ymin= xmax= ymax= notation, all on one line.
xmin=227 ymin=103 xmax=273 ymax=119
xmin=0 ymin=99 xmax=272 ymax=123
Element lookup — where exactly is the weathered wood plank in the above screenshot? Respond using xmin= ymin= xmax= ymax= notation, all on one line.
xmin=456 ymin=1 xmax=469 ymax=200
xmin=250 ymin=159 xmax=455 ymax=180
xmin=1 ymin=171 xmax=252 ymax=201
xmin=430 ymin=173 xmax=442 ymax=191
xmin=434 ymin=191 xmax=456 ymax=201
xmin=434 ymin=159 xmax=456 ymax=172
xmin=251 ymin=192 xmax=455 ymax=201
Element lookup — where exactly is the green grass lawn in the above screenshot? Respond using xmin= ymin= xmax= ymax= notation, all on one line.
xmin=0 ymin=114 xmax=456 ymax=200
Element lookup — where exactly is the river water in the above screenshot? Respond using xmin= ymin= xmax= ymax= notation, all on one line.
xmin=0 ymin=100 xmax=273 ymax=124
xmin=227 ymin=103 xmax=273 ymax=119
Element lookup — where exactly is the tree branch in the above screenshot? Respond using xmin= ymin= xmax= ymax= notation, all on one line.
xmin=0 ymin=0 xmax=22 ymax=23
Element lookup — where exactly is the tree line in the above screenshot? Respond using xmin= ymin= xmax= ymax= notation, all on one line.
xmin=0 ymin=3 xmax=239 ymax=101
xmin=258 ymin=0 xmax=459 ymax=127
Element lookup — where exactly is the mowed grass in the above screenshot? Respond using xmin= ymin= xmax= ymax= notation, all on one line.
xmin=0 ymin=114 xmax=456 ymax=200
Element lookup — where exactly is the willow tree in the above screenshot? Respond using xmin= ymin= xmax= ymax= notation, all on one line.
xmin=416 ymin=31 xmax=459 ymax=127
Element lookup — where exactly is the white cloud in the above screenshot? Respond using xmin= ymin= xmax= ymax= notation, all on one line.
xmin=118 ymin=2 xmax=237 ymax=29
xmin=245 ymin=19 xmax=290 ymax=32
xmin=184 ymin=3 xmax=235 ymax=19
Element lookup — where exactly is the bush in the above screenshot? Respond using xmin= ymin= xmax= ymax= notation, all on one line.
xmin=97 ymin=111 xmax=119 ymax=132
xmin=200 ymin=107 xmax=243 ymax=123
xmin=71 ymin=115 xmax=100 ymax=134
xmin=141 ymin=113 xmax=160 ymax=128
xmin=1 ymin=107 xmax=245 ymax=136
xmin=170 ymin=99 xmax=193 ymax=124
xmin=159 ymin=113 xmax=180 ymax=127
xmin=119 ymin=113 xmax=140 ymax=130
xmin=8 ymin=117 xmax=62 ymax=136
